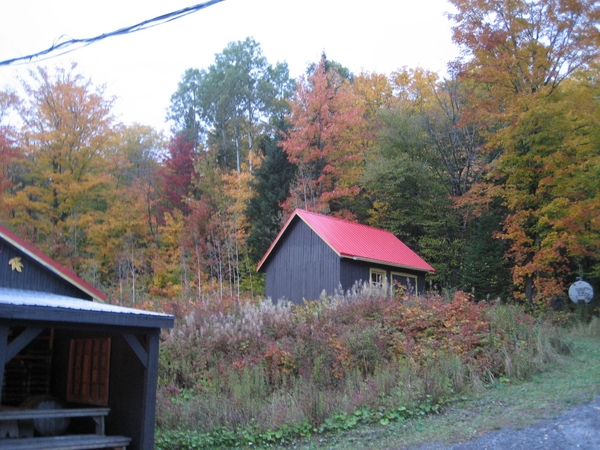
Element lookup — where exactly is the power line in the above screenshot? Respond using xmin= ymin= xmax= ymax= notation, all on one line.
xmin=0 ymin=0 xmax=227 ymax=66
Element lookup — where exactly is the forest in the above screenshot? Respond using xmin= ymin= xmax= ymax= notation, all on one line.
xmin=1 ymin=0 xmax=599 ymax=311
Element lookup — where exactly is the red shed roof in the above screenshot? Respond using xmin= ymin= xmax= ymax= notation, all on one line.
xmin=256 ymin=209 xmax=435 ymax=273
xmin=0 ymin=224 xmax=106 ymax=302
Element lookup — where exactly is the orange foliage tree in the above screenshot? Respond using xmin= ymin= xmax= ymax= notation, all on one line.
xmin=448 ymin=0 xmax=600 ymax=305
xmin=5 ymin=65 xmax=117 ymax=268
xmin=0 ymin=90 xmax=21 ymax=219
xmin=281 ymin=55 xmax=369 ymax=216
xmin=491 ymin=77 xmax=600 ymax=304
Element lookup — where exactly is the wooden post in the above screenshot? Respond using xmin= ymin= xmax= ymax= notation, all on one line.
xmin=0 ymin=325 xmax=8 ymax=405
xmin=139 ymin=332 xmax=160 ymax=450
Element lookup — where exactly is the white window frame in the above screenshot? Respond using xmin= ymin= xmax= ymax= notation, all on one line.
xmin=369 ymin=268 xmax=387 ymax=288
xmin=391 ymin=271 xmax=418 ymax=296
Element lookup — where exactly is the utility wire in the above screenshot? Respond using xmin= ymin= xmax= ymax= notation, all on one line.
xmin=0 ymin=0 xmax=226 ymax=66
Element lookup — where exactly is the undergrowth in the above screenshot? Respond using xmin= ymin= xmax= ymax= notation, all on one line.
xmin=155 ymin=287 xmax=571 ymax=449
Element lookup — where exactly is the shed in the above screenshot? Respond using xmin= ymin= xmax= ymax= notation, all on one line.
xmin=256 ymin=209 xmax=435 ymax=303
xmin=0 ymin=224 xmax=174 ymax=449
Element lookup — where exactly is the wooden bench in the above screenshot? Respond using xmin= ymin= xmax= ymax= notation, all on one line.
xmin=0 ymin=408 xmax=130 ymax=449
xmin=0 ymin=434 xmax=131 ymax=449
xmin=0 ymin=408 xmax=110 ymax=436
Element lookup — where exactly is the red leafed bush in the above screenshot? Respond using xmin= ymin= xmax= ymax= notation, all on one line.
xmin=385 ymin=291 xmax=501 ymax=373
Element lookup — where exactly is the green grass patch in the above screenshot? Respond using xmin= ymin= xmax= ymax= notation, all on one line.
xmin=274 ymin=333 xmax=600 ymax=449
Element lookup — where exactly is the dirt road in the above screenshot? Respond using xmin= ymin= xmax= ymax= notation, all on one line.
xmin=409 ymin=395 xmax=600 ymax=450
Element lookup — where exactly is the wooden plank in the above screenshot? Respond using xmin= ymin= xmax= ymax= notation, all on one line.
xmin=0 ymin=434 xmax=130 ymax=449
xmin=6 ymin=327 xmax=44 ymax=362
xmin=123 ymin=333 xmax=148 ymax=368
xmin=0 ymin=419 xmax=19 ymax=438
xmin=0 ymin=408 xmax=110 ymax=421
xmin=0 ymin=325 xmax=8 ymax=405
xmin=67 ymin=338 xmax=111 ymax=405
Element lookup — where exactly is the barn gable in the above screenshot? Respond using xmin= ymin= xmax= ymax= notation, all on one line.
xmin=261 ymin=217 xmax=341 ymax=302
xmin=0 ymin=224 xmax=104 ymax=301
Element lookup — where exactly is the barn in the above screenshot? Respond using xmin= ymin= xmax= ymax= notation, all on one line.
xmin=256 ymin=209 xmax=435 ymax=303
xmin=0 ymin=224 xmax=174 ymax=450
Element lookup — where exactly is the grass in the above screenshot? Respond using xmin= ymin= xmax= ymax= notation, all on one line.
xmin=269 ymin=330 xmax=600 ymax=449
xmin=155 ymin=293 xmax=600 ymax=449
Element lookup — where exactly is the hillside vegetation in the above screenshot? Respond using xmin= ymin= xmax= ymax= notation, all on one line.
xmin=154 ymin=287 xmax=576 ymax=449
xmin=1 ymin=0 xmax=599 ymax=308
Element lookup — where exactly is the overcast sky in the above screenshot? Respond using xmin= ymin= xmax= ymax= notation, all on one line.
xmin=0 ymin=0 xmax=459 ymax=134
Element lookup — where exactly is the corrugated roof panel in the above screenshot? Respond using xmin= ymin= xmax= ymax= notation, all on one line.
xmin=0 ymin=287 xmax=174 ymax=329
xmin=0 ymin=288 xmax=169 ymax=316
xmin=297 ymin=210 xmax=435 ymax=272
xmin=256 ymin=209 xmax=434 ymax=273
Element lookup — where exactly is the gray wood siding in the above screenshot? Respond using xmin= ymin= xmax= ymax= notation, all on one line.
xmin=0 ymin=240 xmax=91 ymax=299
xmin=339 ymin=259 xmax=370 ymax=291
xmin=340 ymin=259 xmax=427 ymax=295
xmin=264 ymin=219 xmax=340 ymax=303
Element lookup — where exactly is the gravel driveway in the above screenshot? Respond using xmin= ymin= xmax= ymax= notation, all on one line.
xmin=409 ymin=395 xmax=600 ymax=450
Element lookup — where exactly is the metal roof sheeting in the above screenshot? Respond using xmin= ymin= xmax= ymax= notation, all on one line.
xmin=0 ymin=288 xmax=166 ymax=316
xmin=0 ymin=287 xmax=174 ymax=328
xmin=257 ymin=209 xmax=435 ymax=273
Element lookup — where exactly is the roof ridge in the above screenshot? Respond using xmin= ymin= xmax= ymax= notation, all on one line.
xmin=296 ymin=209 xmax=390 ymax=233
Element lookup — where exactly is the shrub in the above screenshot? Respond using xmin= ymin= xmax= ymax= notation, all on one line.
xmin=156 ymin=286 xmax=570 ymax=448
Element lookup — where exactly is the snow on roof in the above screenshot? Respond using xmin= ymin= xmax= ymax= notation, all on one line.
xmin=257 ymin=209 xmax=435 ymax=273
xmin=0 ymin=287 xmax=171 ymax=318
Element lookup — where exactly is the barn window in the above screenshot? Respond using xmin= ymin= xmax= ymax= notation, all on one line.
xmin=391 ymin=272 xmax=418 ymax=296
xmin=67 ymin=338 xmax=111 ymax=406
xmin=370 ymin=269 xmax=386 ymax=288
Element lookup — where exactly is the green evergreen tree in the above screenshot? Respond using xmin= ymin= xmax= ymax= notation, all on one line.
xmin=460 ymin=206 xmax=512 ymax=301
xmin=246 ymin=133 xmax=296 ymax=262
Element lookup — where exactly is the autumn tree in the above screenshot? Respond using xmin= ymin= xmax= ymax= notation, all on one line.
xmin=158 ymin=133 xmax=197 ymax=216
xmin=181 ymin=198 xmax=212 ymax=299
xmin=449 ymin=0 xmax=600 ymax=104
xmin=281 ymin=54 xmax=368 ymax=216
xmin=387 ymin=68 xmax=484 ymax=200
xmin=491 ymin=77 xmax=600 ymax=304
xmin=6 ymin=65 xmax=117 ymax=269
xmin=0 ymin=90 xmax=22 ymax=219
xmin=353 ymin=71 xmax=394 ymax=123
xmin=448 ymin=0 xmax=600 ymax=305
xmin=88 ymin=124 xmax=164 ymax=301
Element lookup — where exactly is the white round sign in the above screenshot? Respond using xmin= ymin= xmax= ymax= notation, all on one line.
xmin=568 ymin=280 xmax=594 ymax=303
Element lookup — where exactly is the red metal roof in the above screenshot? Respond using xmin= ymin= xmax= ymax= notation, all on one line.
xmin=257 ymin=209 xmax=435 ymax=273
xmin=0 ymin=224 xmax=106 ymax=302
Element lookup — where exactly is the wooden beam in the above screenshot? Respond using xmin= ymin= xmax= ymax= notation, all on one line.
xmin=0 ymin=326 xmax=8 ymax=405
xmin=123 ymin=333 xmax=148 ymax=369
xmin=139 ymin=332 xmax=160 ymax=450
xmin=6 ymin=327 xmax=44 ymax=362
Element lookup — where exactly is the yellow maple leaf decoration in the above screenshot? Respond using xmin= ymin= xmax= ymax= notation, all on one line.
xmin=8 ymin=257 xmax=23 ymax=272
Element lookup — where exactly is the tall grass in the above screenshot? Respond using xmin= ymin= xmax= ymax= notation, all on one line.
xmin=156 ymin=287 xmax=571 ymax=445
